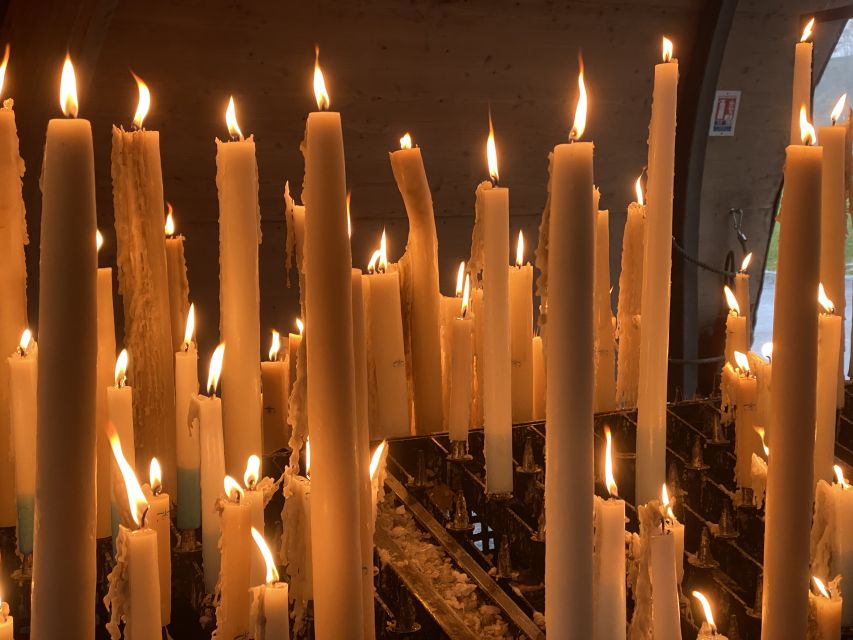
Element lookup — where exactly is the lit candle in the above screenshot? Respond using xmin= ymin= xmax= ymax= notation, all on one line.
xmin=830 ymin=467 xmax=853 ymax=625
xmin=249 ymin=528 xmax=290 ymax=639
xmin=282 ymin=464 xmax=313 ymax=606
xmin=470 ymin=286 xmax=485 ymax=427
xmin=243 ymin=455 xmax=265 ymax=587
xmin=108 ymin=350 xmax=136 ymax=522
xmin=650 ymin=530 xmax=681 ymax=640
xmin=175 ymin=305 xmax=200 ymax=530
xmin=532 ymin=335 xmax=545 ymax=420
xmin=303 ymin=49 xmax=366 ymax=638
xmin=216 ymin=476 xmax=251 ymax=639
xmin=389 ymin=131 xmax=444 ymax=434
xmin=216 ymin=96 xmax=262 ymax=475
xmin=105 ymin=426 xmax=162 ymax=639
xmin=0 ymin=44 xmax=28 ymax=532
xmin=449 ymin=276 xmax=474 ymax=443
xmin=111 ymin=73 xmax=177 ymax=493
xmin=815 ymin=285 xmax=841 ymax=483
xmin=96 ymin=231 xmax=115 ymax=539
xmin=636 ymin=38 xmax=679 ymax=503
xmin=479 ymin=113 xmax=513 ymax=495
xmin=261 ymin=330 xmax=290 ymax=452
xmin=145 ymin=458 xmax=171 ymax=626
xmin=810 ymin=577 xmax=842 ymax=640
xmin=363 ymin=232 xmax=410 ymax=439
xmin=748 ymin=343 xmax=773 ymax=429
xmin=762 ymin=108 xmax=822 ymax=639
xmin=790 ymin=18 xmax=814 ymax=144
xmin=440 ymin=263 xmax=465 ymax=425
xmin=0 ymin=589 xmax=12 ymax=640
xmin=194 ymin=344 xmax=226 ymax=593
xmin=693 ymin=591 xmax=728 ymax=640
xmin=593 ymin=427 xmax=625 ymax=640
xmin=735 ymin=252 xmax=752 ymax=347
xmin=594 ymin=209 xmax=616 ymax=412
xmin=723 ymin=285 xmax=747 ymax=367
xmin=661 ymin=484 xmax=685 ymax=585
xmin=7 ymin=329 xmax=37 ymax=555
xmin=509 ymin=231 xmax=534 ymax=422
xmin=615 ymin=176 xmax=645 ymax=409
xmin=731 ymin=352 xmax=759 ymax=490
xmin=545 ymin=59 xmax=594 ymax=636
xmin=164 ymin=204 xmax=190 ymax=354
xmin=32 ymin=56 xmax=98 ymax=637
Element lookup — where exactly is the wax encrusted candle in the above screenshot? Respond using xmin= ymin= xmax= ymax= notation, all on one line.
xmin=509 ymin=231 xmax=534 ymax=423
xmin=7 ymin=330 xmax=37 ymax=555
xmin=790 ymin=19 xmax=814 ymax=145
xmin=288 ymin=319 xmax=303 ymax=404
xmin=164 ymin=204 xmax=191 ymax=354
xmin=0 ymin=49 xmax=27 ymax=530
xmin=815 ymin=286 xmax=842 ymax=483
xmin=96 ymin=233 xmax=116 ymax=539
xmin=31 ymin=56 xmax=98 ymax=638
xmin=762 ymin=109 xmax=822 ymax=640
xmin=175 ymin=305 xmax=200 ymax=530
xmin=216 ymin=97 xmax=262 ymax=474
xmin=594 ymin=209 xmax=616 ymax=412
xmin=723 ymin=285 xmax=748 ymax=366
xmin=111 ymin=74 xmax=176 ymax=493
xmin=730 ymin=353 xmax=759 ymax=490
xmin=545 ymin=63 xmax=594 ymax=637
xmin=636 ymin=39 xmax=678 ymax=504
xmin=0 ymin=597 xmax=11 ymax=640
xmin=810 ymin=577 xmax=842 ymax=640
xmin=242 ymin=455 xmax=266 ymax=588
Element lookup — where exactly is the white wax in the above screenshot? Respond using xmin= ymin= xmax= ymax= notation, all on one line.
xmin=790 ymin=41 xmax=812 ymax=145
xmin=650 ymin=532 xmax=681 ymax=640
xmin=735 ymin=272 xmax=751 ymax=347
xmin=545 ymin=141 xmax=595 ymax=636
xmin=509 ymin=262 xmax=534 ymax=423
xmin=363 ymin=270 xmax=410 ymax=439
xmin=831 ymin=484 xmax=853 ymax=625
xmin=251 ymin=582 xmax=290 ymax=640
xmin=217 ymin=499 xmax=251 ymax=639
xmin=288 ymin=332 xmax=302 ymax=402
xmin=7 ymin=342 xmax=37 ymax=555
xmin=0 ymin=613 xmax=11 ymax=640
xmin=440 ymin=294 xmax=462 ymax=426
xmin=812 ymin=591 xmax=842 ymax=640
xmin=478 ymin=182 xmax=513 ymax=495
xmin=107 ymin=384 xmax=136 ymax=470
xmin=667 ymin=519 xmax=685 ymax=586
xmin=195 ymin=394 xmax=225 ymax=593
xmin=594 ymin=209 xmax=616 ymax=412
xmin=532 ymin=335 xmax=545 ymax=421
xmin=148 ymin=491 xmax=171 ymax=625
xmin=471 ymin=287 xmax=485 ymax=427
xmin=31 ymin=116 xmax=98 ymax=638
xmin=175 ymin=344 xmax=200 ymax=530
xmin=615 ymin=201 xmax=645 ymax=409
xmin=636 ymin=57 xmax=678 ymax=504
xmin=216 ymin=135 xmax=262 ymax=475
xmin=245 ymin=489 xmax=265 ymax=587
xmin=815 ymin=312 xmax=842 ymax=482
xmin=762 ymin=142 xmax=822 ymax=639
xmin=260 ymin=359 xmax=289 ymax=453
xmin=734 ymin=374 xmax=758 ymax=489
xmin=724 ymin=311 xmax=748 ymax=367
xmin=96 ymin=267 xmax=116 ymax=538
xmin=165 ymin=235 xmax=190 ymax=354
xmin=448 ymin=316 xmax=474 ymax=441
xmin=283 ymin=475 xmax=313 ymax=602
xmin=750 ymin=453 xmax=768 ymax=507
xmin=125 ymin=526 xmax=162 ymax=639
xmin=594 ymin=496 xmax=626 ymax=640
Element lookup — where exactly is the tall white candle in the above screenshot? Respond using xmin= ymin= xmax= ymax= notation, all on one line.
xmin=175 ymin=305 xmax=200 ymax=530
xmin=545 ymin=66 xmax=594 ymax=637
xmin=762 ymin=110 xmax=822 ymax=640
xmin=216 ymin=476 xmax=252 ymax=639
xmin=735 ymin=253 xmax=752 ymax=347
xmin=650 ymin=532 xmax=681 ymax=640
xmin=449 ymin=277 xmax=474 ymax=443
xmin=0 ymin=63 xmax=28 ymax=530
xmin=7 ymin=330 xmax=37 ymax=555
xmin=164 ymin=205 xmax=190 ymax=354
xmin=509 ymin=231 xmax=534 ymax=423
xmin=96 ymin=237 xmax=116 ymax=539
xmin=216 ymin=97 xmax=262 ymax=475
xmin=249 ymin=528 xmax=290 ymax=640
xmin=145 ymin=458 xmax=171 ymax=626
xmin=594 ymin=209 xmax=616 ymax=412
xmin=31 ymin=57 xmax=97 ymax=638
xmin=636 ymin=39 xmax=679 ymax=504
xmin=302 ymin=54 xmax=365 ymax=638
xmin=815 ymin=286 xmax=841 ymax=483
xmin=480 ymin=116 xmax=513 ymax=495
xmin=790 ymin=19 xmax=814 ymax=145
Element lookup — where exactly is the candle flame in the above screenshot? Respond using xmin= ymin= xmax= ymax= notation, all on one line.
xmin=831 ymin=94 xmax=847 ymax=125
xmin=570 ymin=55 xmax=587 ymax=141
xmin=635 ymin=175 xmax=644 ymax=206
xmin=691 ymin=591 xmax=716 ymax=632
xmin=455 ymin=261 xmax=466 ymax=297
xmin=400 ymin=132 xmax=412 ymax=150
xmin=818 ymin=283 xmax=835 ymax=314
xmin=18 ymin=328 xmax=32 ymax=354
xmin=251 ymin=527 xmax=280 ymax=584
xmin=755 ymin=426 xmax=769 ymax=457
xmin=313 ymin=45 xmax=330 ymax=111
xmin=346 ymin=190 xmax=352 ymax=239
xmin=244 ymin=454 xmax=261 ymax=489
xmin=604 ymin=426 xmax=618 ymax=497
xmin=761 ymin=341 xmax=773 ymax=360
xmin=461 ymin=274 xmax=471 ymax=318
xmin=661 ymin=482 xmax=675 ymax=520
xmin=107 ymin=423 xmax=148 ymax=527
xmin=813 ymin=576 xmax=831 ymax=598
xmin=740 ymin=252 xmax=752 ymax=272
xmin=801 ymin=18 xmax=815 ymax=42
xmin=834 ymin=464 xmax=849 ymax=488
xmin=724 ymin=285 xmax=740 ymax=315
xmin=0 ymin=44 xmax=9 ymax=99
xmin=800 ymin=106 xmax=817 ymax=145
xmin=96 ymin=229 xmax=104 ymax=252
xmin=369 ymin=440 xmax=387 ymax=480
xmin=296 ymin=318 xmax=304 ymax=336
xmin=131 ymin=71 xmax=150 ymax=129
xmin=367 ymin=249 xmax=381 ymax=274
xmin=184 ymin=303 xmax=195 ymax=347
xmin=305 ymin=437 xmax=311 ymax=477
xmin=150 ymin=457 xmax=162 ymax=494
xmin=60 ymin=54 xmax=78 ymax=118
xmin=516 ymin=231 xmax=524 ymax=268
xmin=734 ymin=350 xmax=750 ymax=374
xmin=662 ymin=37 xmax=674 ymax=63
xmin=164 ymin=203 xmax=175 ymax=236
xmin=207 ymin=343 xmax=225 ymax=394
xmin=269 ymin=329 xmax=281 ymax=361
xmin=378 ymin=229 xmax=388 ymax=273
xmin=224 ymin=475 xmax=244 ymax=502
xmin=226 ymin=96 xmax=244 ymax=141
xmin=114 ymin=349 xmax=129 ymax=388
xmin=487 ymin=110 xmax=499 ymax=184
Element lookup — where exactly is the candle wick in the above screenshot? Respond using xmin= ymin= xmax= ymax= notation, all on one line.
xmin=489 ymin=176 xmax=499 ymax=188
xmin=141 ymin=505 xmax=150 ymax=529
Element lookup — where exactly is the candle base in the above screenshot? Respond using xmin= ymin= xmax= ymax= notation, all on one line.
xmin=486 ymin=492 xmax=514 ymax=503
xmin=11 ymin=553 xmax=32 ymax=581
xmin=446 ymin=440 xmax=473 ymax=462
xmin=176 ymin=528 xmax=201 ymax=553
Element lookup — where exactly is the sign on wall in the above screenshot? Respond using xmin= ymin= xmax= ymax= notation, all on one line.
xmin=709 ymin=90 xmax=741 ymax=136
